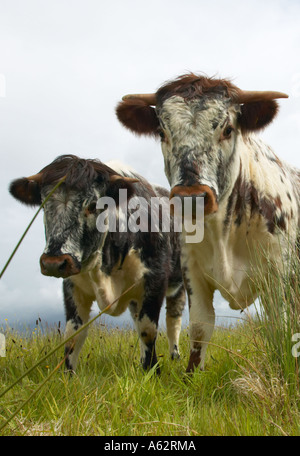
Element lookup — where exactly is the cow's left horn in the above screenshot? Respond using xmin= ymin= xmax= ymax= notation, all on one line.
xmin=237 ymin=90 xmax=289 ymax=103
xmin=122 ymin=93 xmax=157 ymax=106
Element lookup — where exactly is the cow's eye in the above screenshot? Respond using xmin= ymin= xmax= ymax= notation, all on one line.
xmin=222 ymin=125 xmax=234 ymax=139
xmin=158 ymin=128 xmax=165 ymax=141
xmin=86 ymin=201 xmax=97 ymax=214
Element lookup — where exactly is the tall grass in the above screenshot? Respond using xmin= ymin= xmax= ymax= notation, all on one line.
xmin=253 ymin=242 xmax=299 ymax=387
xmin=231 ymin=241 xmax=300 ymax=428
xmin=1 ymin=313 xmax=300 ymax=436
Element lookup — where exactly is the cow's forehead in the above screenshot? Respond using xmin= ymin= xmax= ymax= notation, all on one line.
xmin=158 ymin=95 xmax=237 ymax=130
xmin=41 ymin=184 xmax=98 ymax=208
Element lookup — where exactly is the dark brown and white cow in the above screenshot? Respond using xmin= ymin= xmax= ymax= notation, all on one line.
xmin=9 ymin=155 xmax=185 ymax=373
xmin=116 ymin=73 xmax=299 ymax=372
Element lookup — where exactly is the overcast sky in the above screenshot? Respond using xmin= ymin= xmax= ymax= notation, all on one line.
xmin=0 ymin=0 xmax=299 ymax=331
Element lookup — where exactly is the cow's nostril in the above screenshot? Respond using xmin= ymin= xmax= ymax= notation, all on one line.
xmin=58 ymin=259 xmax=68 ymax=271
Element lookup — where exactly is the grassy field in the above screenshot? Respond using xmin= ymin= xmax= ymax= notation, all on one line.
xmin=1 ymin=233 xmax=300 ymax=436
xmin=0 ymin=309 xmax=299 ymax=436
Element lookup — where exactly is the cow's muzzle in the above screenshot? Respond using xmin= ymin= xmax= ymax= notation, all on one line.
xmin=170 ymin=184 xmax=218 ymax=216
xmin=40 ymin=253 xmax=81 ymax=278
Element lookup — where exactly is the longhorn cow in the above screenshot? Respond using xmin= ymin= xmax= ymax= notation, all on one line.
xmin=116 ymin=73 xmax=298 ymax=372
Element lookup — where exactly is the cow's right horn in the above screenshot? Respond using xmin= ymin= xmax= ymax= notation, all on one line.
xmin=26 ymin=172 xmax=43 ymax=182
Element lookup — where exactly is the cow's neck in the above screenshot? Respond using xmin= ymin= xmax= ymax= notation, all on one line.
xmin=180 ymin=132 xmax=291 ymax=306
xmin=218 ymin=132 xmax=280 ymax=230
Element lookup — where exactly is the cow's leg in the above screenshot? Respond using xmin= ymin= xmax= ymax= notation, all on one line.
xmin=63 ymin=279 xmax=93 ymax=372
xmin=165 ymin=285 xmax=186 ymax=359
xmin=183 ymin=270 xmax=215 ymax=373
xmin=129 ymin=286 xmax=165 ymax=374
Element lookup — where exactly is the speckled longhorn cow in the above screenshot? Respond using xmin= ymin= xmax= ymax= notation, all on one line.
xmin=116 ymin=73 xmax=299 ymax=372
xmin=10 ymin=155 xmax=185 ymax=373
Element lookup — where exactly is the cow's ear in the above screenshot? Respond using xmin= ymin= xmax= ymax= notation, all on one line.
xmin=116 ymin=99 xmax=160 ymax=137
xmin=9 ymin=177 xmax=42 ymax=206
xmin=106 ymin=175 xmax=138 ymax=206
xmin=239 ymin=100 xmax=279 ymax=133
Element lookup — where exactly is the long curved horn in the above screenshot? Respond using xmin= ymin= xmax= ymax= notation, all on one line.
xmin=237 ymin=90 xmax=289 ymax=103
xmin=122 ymin=93 xmax=157 ymax=106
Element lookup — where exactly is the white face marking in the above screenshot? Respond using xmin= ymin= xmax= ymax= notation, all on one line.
xmin=158 ymin=96 xmax=240 ymax=198
xmin=41 ymin=185 xmax=104 ymax=264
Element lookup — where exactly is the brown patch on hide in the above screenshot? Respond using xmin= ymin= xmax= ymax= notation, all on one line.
xmin=224 ymin=164 xmax=287 ymax=234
